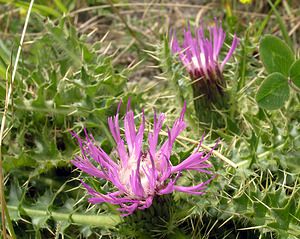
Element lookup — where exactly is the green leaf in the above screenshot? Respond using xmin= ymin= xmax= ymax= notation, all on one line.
xmin=31 ymin=191 xmax=53 ymax=228
xmin=2 ymin=0 xmax=62 ymax=18
xmin=253 ymin=201 xmax=267 ymax=224
xmin=260 ymin=35 xmax=294 ymax=76
xmin=270 ymin=207 xmax=290 ymax=230
xmin=289 ymin=59 xmax=300 ymax=89
xmin=53 ymin=0 xmax=68 ymax=13
xmin=256 ymin=73 xmax=290 ymax=110
xmin=8 ymin=183 xmax=23 ymax=221
xmin=233 ymin=193 xmax=249 ymax=213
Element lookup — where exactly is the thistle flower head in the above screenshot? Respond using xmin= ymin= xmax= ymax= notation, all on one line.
xmin=171 ymin=19 xmax=239 ymax=80
xmin=71 ymin=101 xmax=216 ymax=216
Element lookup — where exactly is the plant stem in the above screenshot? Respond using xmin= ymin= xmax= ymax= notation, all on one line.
xmin=7 ymin=205 xmax=122 ymax=228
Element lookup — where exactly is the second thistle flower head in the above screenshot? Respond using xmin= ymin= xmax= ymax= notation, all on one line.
xmin=171 ymin=19 xmax=239 ymax=81
xmin=71 ymin=101 xmax=216 ymax=216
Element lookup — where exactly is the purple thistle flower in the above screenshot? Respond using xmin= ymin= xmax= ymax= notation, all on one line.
xmin=171 ymin=19 xmax=239 ymax=80
xmin=170 ymin=19 xmax=239 ymax=127
xmin=71 ymin=101 xmax=216 ymax=216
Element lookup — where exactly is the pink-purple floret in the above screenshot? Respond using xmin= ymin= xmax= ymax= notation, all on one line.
xmin=71 ymin=102 xmax=216 ymax=216
xmin=171 ymin=19 xmax=239 ymax=79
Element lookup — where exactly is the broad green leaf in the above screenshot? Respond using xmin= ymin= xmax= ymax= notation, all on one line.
xmin=260 ymin=35 xmax=294 ymax=76
xmin=289 ymin=59 xmax=300 ymax=89
xmin=256 ymin=73 xmax=289 ymax=110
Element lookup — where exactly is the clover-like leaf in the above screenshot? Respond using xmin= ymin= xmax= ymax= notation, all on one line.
xmin=260 ymin=35 xmax=294 ymax=76
xmin=256 ymin=73 xmax=290 ymax=110
xmin=289 ymin=59 xmax=300 ymax=89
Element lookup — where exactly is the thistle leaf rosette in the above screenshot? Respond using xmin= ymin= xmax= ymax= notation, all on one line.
xmin=71 ymin=102 xmax=216 ymax=216
xmin=171 ymin=19 xmax=239 ymax=127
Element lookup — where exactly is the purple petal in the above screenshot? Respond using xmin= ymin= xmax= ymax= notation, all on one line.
xmin=221 ymin=34 xmax=239 ymax=70
xmin=148 ymin=111 xmax=165 ymax=158
xmin=133 ymin=111 xmax=145 ymax=159
xmin=171 ymin=152 xmax=210 ymax=173
xmin=159 ymin=103 xmax=186 ymax=159
xmin=173 ymin=176 xmax=215 ymax=194
xmin=71 ymin=157 xmax=108 ymax=179
xmin=108 ymin=115 xmax=128 ymax=167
